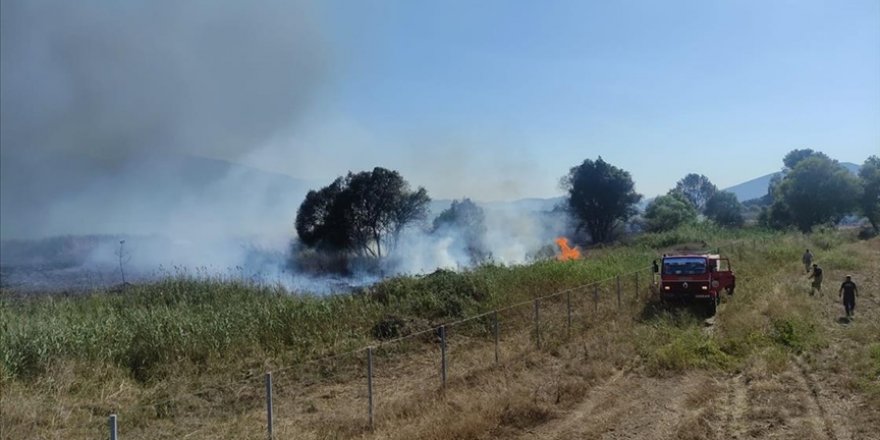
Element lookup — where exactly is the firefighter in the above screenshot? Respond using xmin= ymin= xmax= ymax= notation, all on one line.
xmin=802 ymin=249 xmax=814 ymax=273
xmin=808 ymin=263 xmax=823 ymax=296
xmin=838 ymin=275 xmax=858 ymax=319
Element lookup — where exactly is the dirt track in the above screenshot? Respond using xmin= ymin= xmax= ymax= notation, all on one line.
xmin=512 ymin=353 xmax=875 ymax=440
xmin=511 ymin=270 xmax=880 ymax=440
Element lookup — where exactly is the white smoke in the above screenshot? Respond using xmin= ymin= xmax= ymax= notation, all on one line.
xmin=0 ymin=1 xmax=575 ymax=293
xmin=384 ymin=203 xmax=571 ymax=276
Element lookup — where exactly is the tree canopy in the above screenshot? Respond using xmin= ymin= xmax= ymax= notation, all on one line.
xmin=562 ymin=157 xmax=642 ymax=243
xmin=782 ymin=148 xmax=829 ymax=170
xmin=643 ymin=193 xmax=697 ymax=232
xmin=433 ymin=198 xmax=485 ymax=234
xmin=769 ymin=154 xmax=861 ymax=232
xmin=295 ymin=167 xmax=430 ymax=258
xmin=432 ymin=198 xmax=489 ymax=264
xmin=859 ymin=155 xmax=880 ymax=232
xmin=704 ymin=191 xmax=744 ymax=228
xmin=671 ymin=173 xmax=717 ymax=212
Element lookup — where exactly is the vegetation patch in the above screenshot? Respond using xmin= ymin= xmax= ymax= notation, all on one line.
xmin=770 ymin=317 xmax=819 ymax=353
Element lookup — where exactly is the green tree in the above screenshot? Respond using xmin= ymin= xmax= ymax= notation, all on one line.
xmin=562 ymin=157 xmax=642 ymax=243
xmin=295 ymin=178 xmax=350 ymax=251
xmin=762 ymin=199 xmax=794 ymax=230
xmin=295 ymin=167 xmax=430 ymax=258
xmin=671 ymin=173 xmax=717 ymax=212
xmin=782 ymin=148 xmax=829 ymax=170
xmin=704 ymin=191 xmax=744 ymax=227
xmin=643 ymin=193 xmax=697 ymax=232
xmin=433 ymin=198 xmax=485 ymax=233
xmin=774 ymin=156 xmax=861 ymax=232
xmin=859 ymin=155 xmax=880 ymax=232
xmin=432 ymin=198 xmax=489 ymax=263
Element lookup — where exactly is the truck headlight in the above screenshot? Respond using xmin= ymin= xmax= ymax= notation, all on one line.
xmin=701 ymin=285 xmax=708 ymax=290
xmin=664 ymin=286 xmax=670 ymax=290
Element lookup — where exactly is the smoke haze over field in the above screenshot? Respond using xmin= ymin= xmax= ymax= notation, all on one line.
xmin=0 ymin=0 xmax=574 ymax=290
xmin=0 ymin=0 xmax=332 ymax=287
xmin=1 ymin=0 xmax=327 ymax=240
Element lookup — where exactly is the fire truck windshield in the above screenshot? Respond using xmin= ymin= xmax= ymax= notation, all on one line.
xmin=663 ymin=258 xmax=707 ymax=275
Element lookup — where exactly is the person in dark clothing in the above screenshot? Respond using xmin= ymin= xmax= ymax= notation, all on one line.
xmin=839 ymin=275 xmax=858 ymax=319
xmin=802 ymin=249 xmax=814 ymax=273
xmin=808 ymin=264 xmax=823 ymax=296
xmin=652 ymin=260 xmax=659 ymax=284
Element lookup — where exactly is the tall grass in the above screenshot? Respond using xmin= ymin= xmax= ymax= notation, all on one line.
xmin=1 ymin=246 xmax=653 ymax=382
xmin=1 ymin=280 xmax=382 ymax=381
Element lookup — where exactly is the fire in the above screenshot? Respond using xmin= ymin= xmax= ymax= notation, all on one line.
xmin=555 ymin=237 xmax=581 ymax=261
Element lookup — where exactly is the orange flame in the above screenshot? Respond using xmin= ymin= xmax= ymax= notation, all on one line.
xmin=555 ymin=237 xmax=581 ymax=261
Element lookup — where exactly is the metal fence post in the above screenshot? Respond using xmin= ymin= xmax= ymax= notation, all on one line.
xmin=108 ymin=414 xmax=118 ymax=440
xmin=493 ymin=310 xmax=499 ymax=365
xmin=566 ymin=291 xmax=572 ymax=337
xmin=616 ymin=275 xmax=621 ymax=308
xmin=440 ymin=325 xmax=447 ymax=389
xmin=534 ymin=299 xmax=541 ymax=350
xmin=367 ymin=347 xmax=374 ymax=429
xmin=265 ymin=372 xmax=273 ymax=440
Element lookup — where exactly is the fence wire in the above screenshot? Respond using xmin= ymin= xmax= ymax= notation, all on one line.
xmin=106 ymin=265 xmax=652 ymax=438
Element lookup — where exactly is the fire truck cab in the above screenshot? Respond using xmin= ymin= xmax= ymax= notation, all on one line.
xmin=659 ymin=254 xmax=735 ymax=315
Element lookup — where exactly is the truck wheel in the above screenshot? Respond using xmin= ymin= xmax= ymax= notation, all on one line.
xmin=709 ymin=296 xmax=719 ymax=316
xmin=726 ymin=286 xmax=735 ymax=296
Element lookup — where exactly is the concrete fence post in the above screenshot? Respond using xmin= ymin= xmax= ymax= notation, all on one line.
xmin=367 ymin=347 xmax=374 ymax=429
xmin=265 ymin=372 xmax=273 ymax=440
xmin=534 ymin=299 xmax=541 ymax=350
xmin=440 ymin=325 xmax=447 ymax=389
xmin=108 ymin=414 xmax=118 ymax=440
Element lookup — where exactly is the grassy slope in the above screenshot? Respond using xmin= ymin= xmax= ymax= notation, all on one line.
xmin=1 ymin=225 xmax=878 ymax=439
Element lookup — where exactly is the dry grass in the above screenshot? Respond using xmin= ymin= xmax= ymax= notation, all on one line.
xmin=1 ymin=278 xmax=641 ymax=440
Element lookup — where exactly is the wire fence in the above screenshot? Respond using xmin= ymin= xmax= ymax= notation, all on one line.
xmin=104 ymin=265 xmax=655 ymax=439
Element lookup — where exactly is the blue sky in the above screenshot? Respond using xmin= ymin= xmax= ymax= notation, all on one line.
xmin=244 ymin=0 xmax=880 ymax=200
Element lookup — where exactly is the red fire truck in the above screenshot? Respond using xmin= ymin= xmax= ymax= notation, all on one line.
xmin=659 ymin=253 xmax=735 ymax=315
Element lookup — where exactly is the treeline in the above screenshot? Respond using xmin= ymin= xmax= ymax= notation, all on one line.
xmin=293 ymin=150 xmax=880 ymax=268
xmin=758 ymin=149 xmax=879 ymax=233
xmin=639 ymin=150 xmax=879 ymax=235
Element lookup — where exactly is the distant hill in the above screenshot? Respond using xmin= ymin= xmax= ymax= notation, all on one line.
xmin=723 ymin=162 xmax=861 ymax=202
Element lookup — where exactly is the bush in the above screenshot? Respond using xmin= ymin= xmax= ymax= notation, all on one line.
xmin=770 ymin=318 xmax=818 ymax=353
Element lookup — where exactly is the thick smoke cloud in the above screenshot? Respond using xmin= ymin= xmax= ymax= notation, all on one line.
xmin=1 ymin=0 xmax=327 ymax=240
xmin=0 ymin=0 xmax=325 ymax=161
